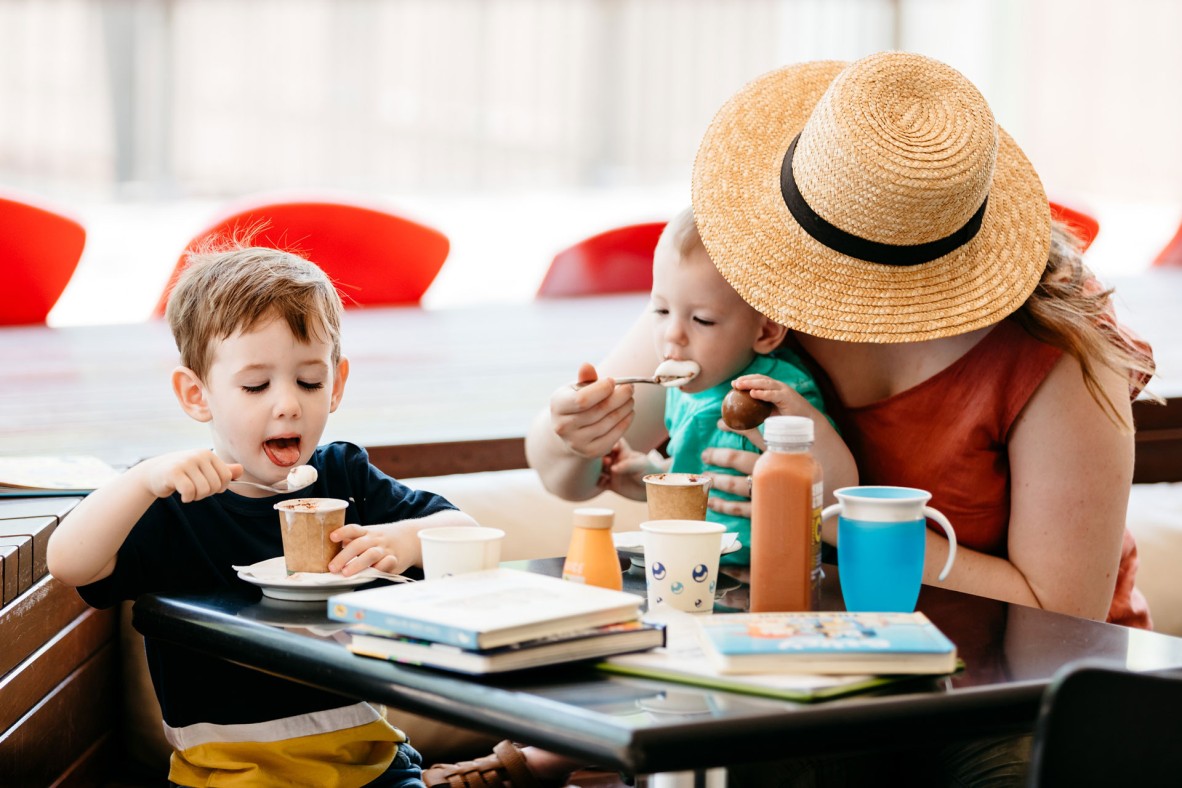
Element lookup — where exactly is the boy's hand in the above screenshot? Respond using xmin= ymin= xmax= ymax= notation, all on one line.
xmin=141 ymin=450 xmax=241 ymax=503
xmin=328 ymin=522 xmax=415 ymax=576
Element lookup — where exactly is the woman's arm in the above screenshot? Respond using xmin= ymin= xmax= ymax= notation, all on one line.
xmin=525 ymin=311 xmax=669 ymax=500
xmin=923 ymin=355 xmax=1133 ymax=620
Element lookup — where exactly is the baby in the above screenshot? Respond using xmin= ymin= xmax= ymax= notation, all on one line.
xmin=599 ymin=207 xmax=853 ymax=564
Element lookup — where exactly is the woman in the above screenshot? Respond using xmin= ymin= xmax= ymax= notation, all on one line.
xmin=430 ymin=51 xmax=1156 ymax=788
xmin=528 ymin=52 xmax=1154 ymax=628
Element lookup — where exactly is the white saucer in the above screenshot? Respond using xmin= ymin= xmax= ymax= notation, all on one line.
xmin=235 ymin=557 xmax=381 ymax=601
xmin=613 ymin=531 xmax=741 ymax=568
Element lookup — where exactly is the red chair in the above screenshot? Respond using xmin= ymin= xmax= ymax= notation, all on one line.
xmin=0 ymin=191 xmax=86 ymax=326
xmin=536 ymin=221 xmax=666 ymax=298
xmin=1151 ymin=219 xmax=1182 ymax=268
xmin=1049 ymin=200 xmax=1100 ymax=252
xmin=154 ymin=195 xmax=450 ymax=316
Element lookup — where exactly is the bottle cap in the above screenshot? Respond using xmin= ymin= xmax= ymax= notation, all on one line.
xmin=572 ymin=507 xmax=615 ymax=530
xmin=763 ymin=415 xmax=814 ymax=444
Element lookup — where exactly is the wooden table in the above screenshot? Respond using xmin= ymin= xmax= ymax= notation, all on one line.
xmin=2 ymin=273 xmax=1180 ymax=481
xmin=133 ymin=558 xmax=1182 ymax=777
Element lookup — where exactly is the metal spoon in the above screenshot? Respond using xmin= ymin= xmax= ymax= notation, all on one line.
xmin=573 ymin=373 xmax=697 ymax=389
xmin=573 ymin=359 xmax=700 ymax=390
xmin=229 ymin=465 xmax=318 ymax=494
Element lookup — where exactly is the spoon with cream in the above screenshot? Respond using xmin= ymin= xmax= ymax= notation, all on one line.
xmin=230 ymin=464 xmax=318 ymax=494
xmin=573 ymin=359 xmax=700 ymax=389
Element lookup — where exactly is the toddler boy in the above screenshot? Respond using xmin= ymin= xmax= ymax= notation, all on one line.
xmin=47 ymin=245 xmax=477 ymax=787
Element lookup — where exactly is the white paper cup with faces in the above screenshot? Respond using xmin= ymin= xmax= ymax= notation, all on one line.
xmin=418 ymin=526 xmax=505 ymax=580
xmin=639 ymin=520 xmax=725 ymax=614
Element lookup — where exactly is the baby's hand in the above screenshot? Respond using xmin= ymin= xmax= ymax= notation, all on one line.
xmin=600 ymin=439 xmax=660 ymax=500
xmin=718 ymin=375 xmax=817 ymax=451
xmin=140 ymin=450 xmax=241 ymax=503
xmin=730 ymin=374 xmax=813 ymax=417
xmin=328 ymin=522 xmax=416 ymax=576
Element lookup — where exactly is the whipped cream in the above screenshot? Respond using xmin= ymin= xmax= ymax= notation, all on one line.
xmin=285 ymin=465 xmax=318 ymax=490
xmin=653 ymin=359 xmax=700 ymax=387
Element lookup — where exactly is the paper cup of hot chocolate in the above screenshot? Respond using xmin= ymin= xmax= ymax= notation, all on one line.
xmin=640 ymin=519 xmax=725 ymax=614
xmin=643 ymin=473 xmax=713 ymax=521
xmin=419 ymin=526 xmax=505 ymax=580
xmin=274 ymin=498 xmax=348 ymax=574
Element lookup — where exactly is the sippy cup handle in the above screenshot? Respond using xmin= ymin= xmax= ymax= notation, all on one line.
xmin=819 ymin=502 xmax=957 ymax=581
xmin=924 ymin=506 xmax=957 ymax=581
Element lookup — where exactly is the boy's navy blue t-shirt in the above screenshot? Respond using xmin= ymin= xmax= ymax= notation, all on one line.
xmin=78 ymin=441 xmax=456 ymax=729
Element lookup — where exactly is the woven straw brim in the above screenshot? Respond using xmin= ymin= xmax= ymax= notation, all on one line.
xmin=692 ymin=59 xmax=1051 ymax=343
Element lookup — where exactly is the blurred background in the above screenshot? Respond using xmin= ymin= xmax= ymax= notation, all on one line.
xmin=3 ymin=0 xmax=1180 ymax=326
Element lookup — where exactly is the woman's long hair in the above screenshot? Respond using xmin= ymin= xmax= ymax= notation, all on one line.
xmin=1013 ymin=222 xmax=1159 ymax=432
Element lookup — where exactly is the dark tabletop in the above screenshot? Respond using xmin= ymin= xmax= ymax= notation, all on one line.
xmin=131 ymin=558 xmax=1182 ymax=774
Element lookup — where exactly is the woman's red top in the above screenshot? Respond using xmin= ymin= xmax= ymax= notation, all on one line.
xmin=801 ymin=318 xmax=1151 ymax=629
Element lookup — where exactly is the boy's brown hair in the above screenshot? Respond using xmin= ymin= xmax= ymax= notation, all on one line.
xmin=165 ymin=245 xmax=343 ymax=380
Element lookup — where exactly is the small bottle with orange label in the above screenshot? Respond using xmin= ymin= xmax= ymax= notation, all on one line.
xmin=562 ymin=507 xmax=623 ymax=590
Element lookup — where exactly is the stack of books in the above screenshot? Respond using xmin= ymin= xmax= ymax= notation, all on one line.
xmin=599 ymin=609 xmax=958 ymax=703
xmin=327 ymin=568 xmax=665 ymax=674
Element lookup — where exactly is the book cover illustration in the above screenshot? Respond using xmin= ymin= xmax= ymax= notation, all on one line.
xmin=696 ymin=611 xmax=957 ymax=675
xmin=599 ymin=610 xmax=899 ymax=702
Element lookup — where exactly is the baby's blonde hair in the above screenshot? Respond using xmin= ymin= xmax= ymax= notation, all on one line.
xmin=658 ymin=206 xmax=706 ymax=262
xmin=165 ymin=244 xmax=343 ymax=380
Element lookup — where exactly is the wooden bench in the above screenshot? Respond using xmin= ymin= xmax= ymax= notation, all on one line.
xmin=1133 ymin=398 xmax=1182 ymax=484
xmin=0 ymin=497 xmax=126 ymax=785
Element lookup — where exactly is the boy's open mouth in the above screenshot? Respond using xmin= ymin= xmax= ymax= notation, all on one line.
xmin=263 ymin=437 xmax=301 ymax=467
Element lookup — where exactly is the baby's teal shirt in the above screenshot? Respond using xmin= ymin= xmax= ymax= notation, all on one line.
xmin=663 ymin=350 xmax=829 ymax=565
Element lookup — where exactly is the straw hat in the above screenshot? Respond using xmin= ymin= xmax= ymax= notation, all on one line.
xmin=692 ymin=52 xmax=1051 ymax=343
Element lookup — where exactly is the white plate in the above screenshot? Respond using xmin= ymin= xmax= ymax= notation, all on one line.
xmin=613 ymin=531 xmax=741 ymax=568
xmin=235 ymin=557 xmax=380 ymax=601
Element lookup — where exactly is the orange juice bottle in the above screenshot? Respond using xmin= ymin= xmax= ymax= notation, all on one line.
xmin=562 ymin=508 xmax=623 ymax=590
xmin=750 ymin=416 xmax=822 ymax=611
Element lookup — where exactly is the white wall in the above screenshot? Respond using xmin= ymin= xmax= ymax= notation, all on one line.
xmin=3 ymin=0 xmax=1181 ymax=326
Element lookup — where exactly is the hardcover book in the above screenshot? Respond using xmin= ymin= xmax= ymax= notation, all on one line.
xmin=598 ymin=611 xmax=906 ymax=702
xmin=349 ymin=619 xmax=665 ymax=674
xmin=695 ymin=611 xmax=957 ymax=675
xmin=327 ymin=567 xmax=643 ymax=650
